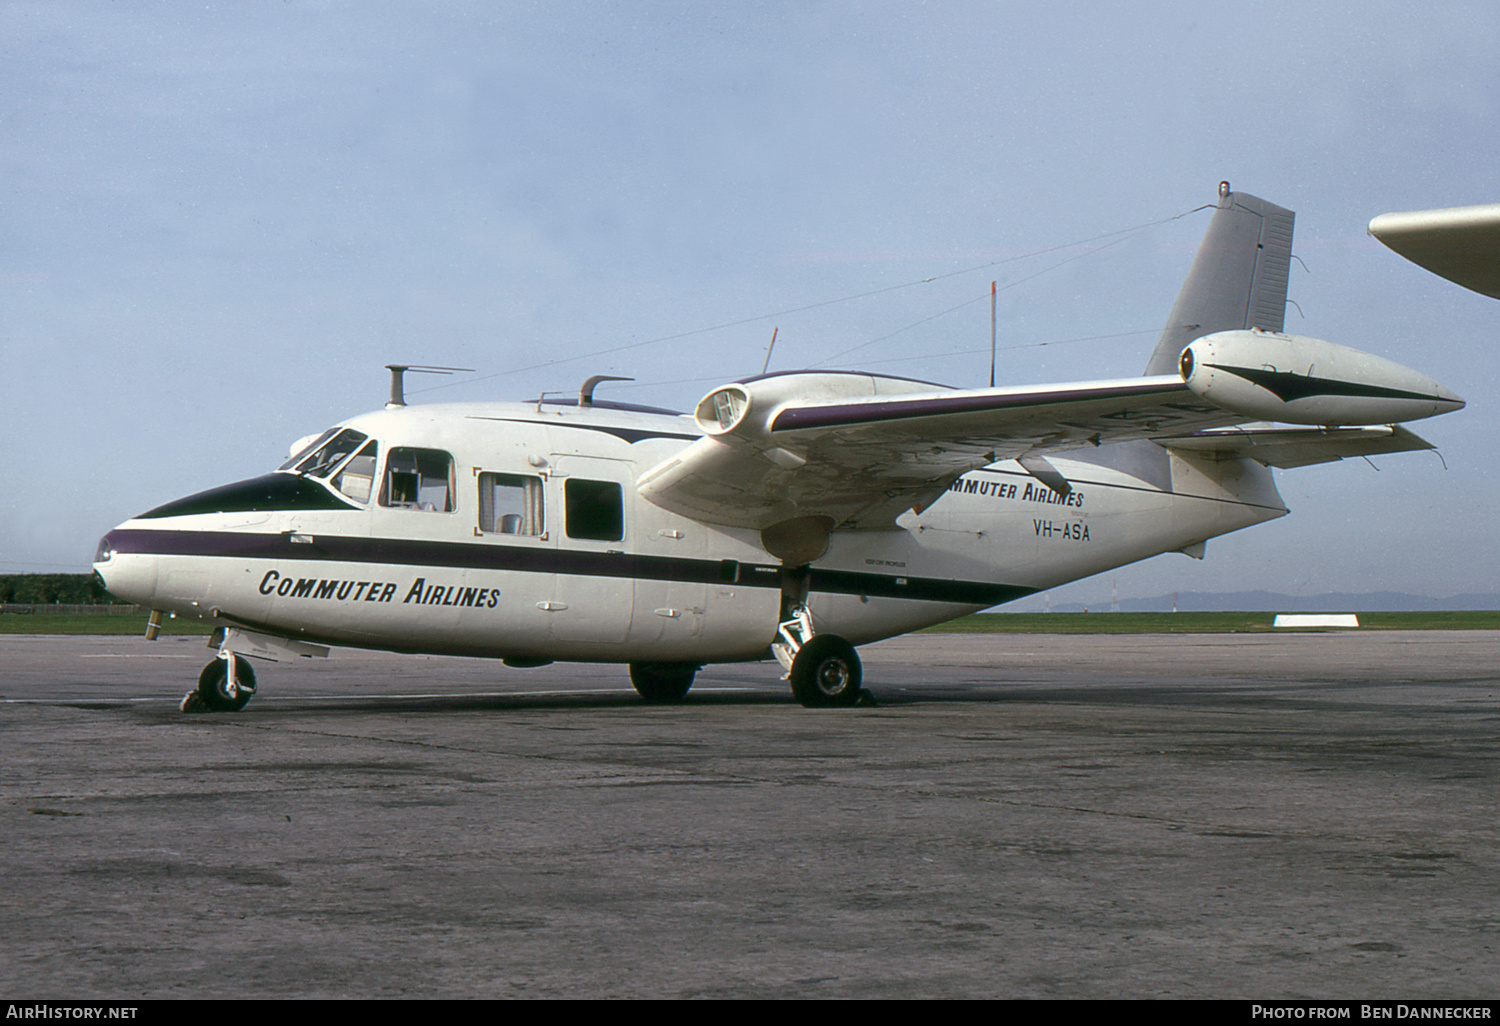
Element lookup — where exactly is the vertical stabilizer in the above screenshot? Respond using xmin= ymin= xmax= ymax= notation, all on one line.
xmin=1143 ymin=184 xmax=1295 ymax=375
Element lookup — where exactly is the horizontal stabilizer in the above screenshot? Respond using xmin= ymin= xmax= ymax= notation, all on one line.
xmin=1157 ymin=423 xmax=1436 ymax=469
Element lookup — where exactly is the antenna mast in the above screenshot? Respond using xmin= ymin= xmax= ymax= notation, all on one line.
xmin=761 ymin=326 xmax=779 ymax=375
xmin=385 ymin=364 xmax=474 ymax=408
xmin=578 ymin=374 xmax=633 ymax=406
xmin=989 ymin=281 xmax=997 ymax=388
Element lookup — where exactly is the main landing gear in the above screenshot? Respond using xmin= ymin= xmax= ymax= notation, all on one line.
xmin=756 ymin=525 xmax=871 ymax=707
xmin=772 ymin=595 xmax=869 ymax=709
xmin=629 ymin=662 xmax=700 ymax=702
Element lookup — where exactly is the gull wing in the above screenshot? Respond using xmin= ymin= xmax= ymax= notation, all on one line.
xmin=636 ymin=189 xmax=1464 ymax=537
xmin=636 ymin=371 xmax=1241 ymax=531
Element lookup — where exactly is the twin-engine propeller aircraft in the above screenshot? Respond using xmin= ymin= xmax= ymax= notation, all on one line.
xmin=93 ymin=184 xmax=1464 ymax=712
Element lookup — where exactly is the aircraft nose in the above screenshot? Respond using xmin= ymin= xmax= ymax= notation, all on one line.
xmin=92 ymin=530 xmax=158 ymax=608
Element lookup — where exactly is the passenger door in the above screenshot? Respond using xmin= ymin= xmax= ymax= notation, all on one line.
xmin=546 ymin=455 xmax=635 ymax=645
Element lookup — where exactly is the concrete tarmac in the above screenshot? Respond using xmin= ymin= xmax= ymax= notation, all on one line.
xmin=3 ymin=630 xmax=1499 ymax=999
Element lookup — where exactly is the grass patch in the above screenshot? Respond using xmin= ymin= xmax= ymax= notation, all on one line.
xmin=0 ymin=612 xmax=213 ymax=636
xmin=6 ymin=609 xmax=1498 ymax=638
xmin=920 ymin=611 xmax=1500 ymax=634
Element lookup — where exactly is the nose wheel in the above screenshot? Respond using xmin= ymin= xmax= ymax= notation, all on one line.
xmin=183 ymin=653 xmax=257 ymax=712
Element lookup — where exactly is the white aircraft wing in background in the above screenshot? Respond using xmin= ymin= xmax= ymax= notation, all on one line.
xmin=1369 ymin=203 xmax=1500 ymax=300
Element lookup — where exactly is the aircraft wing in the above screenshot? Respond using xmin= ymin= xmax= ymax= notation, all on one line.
xmin=1369 ymin=203 xmax=1500 ymax=300
xmin=637 ymin=371 xmax=1241 ymax=531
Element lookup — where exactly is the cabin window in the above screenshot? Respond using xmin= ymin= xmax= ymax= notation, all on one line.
xmin=332 ymin=441 xmax=379 ymax=503
xmin=284 ymin=428 xmax=369 ymax=478
xmin=564 ymin=478 xmax=623 ymax=541
xmin=478 ymin=473 xmax=544 ymax=535
xmin=380 ymin=448 xmax=455 ymax=512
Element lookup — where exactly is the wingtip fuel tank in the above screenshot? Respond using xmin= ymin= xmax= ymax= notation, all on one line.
xmin=1179 ymin=330 xmax=1464 ymax=426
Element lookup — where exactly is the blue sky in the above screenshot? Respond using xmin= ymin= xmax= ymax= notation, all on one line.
xmin=5 ymin=0 xmax=1497 ymax=606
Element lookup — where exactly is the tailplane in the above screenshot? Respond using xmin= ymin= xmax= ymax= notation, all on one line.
xmin=1144 ymin=183 xmax=1295 ymax=375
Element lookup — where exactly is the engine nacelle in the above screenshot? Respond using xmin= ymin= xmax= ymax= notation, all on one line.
xmin=692 ymin=371 xmax=938 ymax=439
xmin=1179 ymin=330 xmax=1463 ymax=425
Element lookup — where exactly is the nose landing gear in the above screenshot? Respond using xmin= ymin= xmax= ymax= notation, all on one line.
xmin=178 ymin=627 xmax=328 ymax=713
xmin=182 ymin=652 xmax=257 ymax=713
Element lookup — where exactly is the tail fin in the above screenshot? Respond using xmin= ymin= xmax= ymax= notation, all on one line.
xmin=1144 ymin=184 xmax=1296 ymax=375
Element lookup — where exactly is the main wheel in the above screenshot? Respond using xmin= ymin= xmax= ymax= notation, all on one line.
xmin=196 ymin=655 xmax=257 ymax=712
xmin=629 ymin=662 xmax=699 ymax=703
xmin=789 ymin=635 xmax=862 ymax=708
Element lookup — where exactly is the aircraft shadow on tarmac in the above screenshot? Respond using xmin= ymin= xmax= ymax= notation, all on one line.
xmin=56 ymin=676 xmax=1392 ymax=716
xmin=58 ymin=688 xmax=793 ymax=716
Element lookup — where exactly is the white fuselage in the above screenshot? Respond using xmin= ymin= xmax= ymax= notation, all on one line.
xmin=94 ymin=399 xmax=1287 ymax=663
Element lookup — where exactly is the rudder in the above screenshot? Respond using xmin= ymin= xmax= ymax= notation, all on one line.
xmin=1144 ymin=184 xmax=1295 ymax=375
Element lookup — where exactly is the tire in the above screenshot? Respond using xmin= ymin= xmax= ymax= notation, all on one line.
xmin=629 ymin=662 xmax=699 ymax=703
xmin=789 ymin=635 xmax=862 ymax=708
xmin=197 ymin=655 xmax=256 ymax=712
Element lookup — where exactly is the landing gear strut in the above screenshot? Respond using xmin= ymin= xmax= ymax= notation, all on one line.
xmin=757 ymin=519 xmax=871 ymax=708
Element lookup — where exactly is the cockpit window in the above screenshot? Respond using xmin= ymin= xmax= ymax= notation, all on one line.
xmin=285 ymin=429 xmax=370 ymax=478
xmin=331 ymin=441 xmax=379 ymax=503
xmin=380 ymin=448 xmax=455 ymax=512
xmin=279 ymin=428 xmax=339 ymax=471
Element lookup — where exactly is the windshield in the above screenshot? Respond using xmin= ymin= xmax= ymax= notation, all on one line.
xmin=281 ymin=428 xmax=369 ymax=478
xmin=279 ymin=428 xmax=338 ymax=471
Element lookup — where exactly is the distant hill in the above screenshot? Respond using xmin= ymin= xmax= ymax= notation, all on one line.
xmin=1027 ymin=591 xmax=1500 ymax=613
